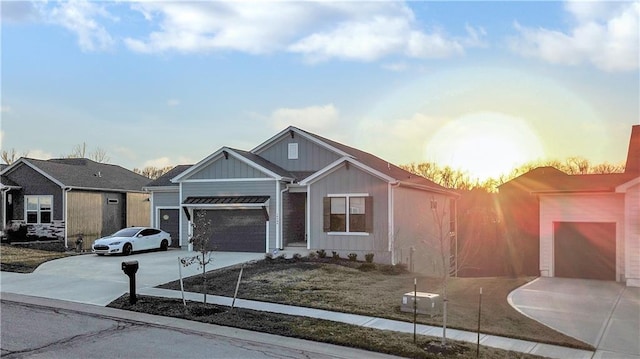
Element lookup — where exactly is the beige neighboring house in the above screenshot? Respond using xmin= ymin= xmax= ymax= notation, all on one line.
xmin=506 ymin=125 xmax=639 ymax=287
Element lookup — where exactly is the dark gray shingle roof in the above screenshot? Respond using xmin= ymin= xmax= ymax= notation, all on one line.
xmin=145 ymin=164 xmax=193 ymax=187
xmin=19 ymin=158 xmax=150 ymax=191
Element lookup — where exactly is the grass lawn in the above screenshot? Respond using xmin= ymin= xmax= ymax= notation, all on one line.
xmin=0 ymin=244 xmax=71 ymax=273
xmin=159 ymin=257 xmax=591 ymax=350
xmin=109 ymin=294 xmax=549 ymax=359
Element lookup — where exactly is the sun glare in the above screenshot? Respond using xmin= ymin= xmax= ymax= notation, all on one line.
xmin=425 ymin=112 xmax=545 ymax=181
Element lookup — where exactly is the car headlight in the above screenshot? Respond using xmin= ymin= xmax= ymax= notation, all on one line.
xmin=109 ymin=241 xmax=122 ymax=245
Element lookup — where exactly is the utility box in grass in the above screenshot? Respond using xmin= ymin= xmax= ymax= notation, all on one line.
xmin=400 ymin=291 xmax=441 ymax=317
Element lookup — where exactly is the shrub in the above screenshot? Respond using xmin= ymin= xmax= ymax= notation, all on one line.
xmin=308 ymin=251 xmax=317 ymax=259
xmin=264 ymin=253 xmax=274 ymax=261
xmin=358 ymin=262 xmax=376 ymax=272
xmin=5 ymin=223 xmax=28 ymax=243
xmin=332 ymin=251 xmax=340 ymax=260
xmin=276 ymin=253 xmax=287 ymax=261
xmin=348 ymin=253 xmax=358 ymax=262
xmin=365 ymin=253 xmax=374 ymax=263
xmin=316 ymin=249 xmax=327 ymax=258
xmin=292 ymin=253 xmax=302 ymax=261
xmin=378 ymin=263 xmax=408 ymax=275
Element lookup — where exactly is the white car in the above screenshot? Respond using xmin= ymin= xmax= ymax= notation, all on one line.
xmin=92 ymin=227 xmax=171 ymax=256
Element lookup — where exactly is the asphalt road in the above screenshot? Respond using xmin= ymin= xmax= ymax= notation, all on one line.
xmin=0 ymin=300 xmax=387 ymax=359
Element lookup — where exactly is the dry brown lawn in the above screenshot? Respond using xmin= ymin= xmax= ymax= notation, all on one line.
xmin=160 ymin=258 xmax=591 ymax=350
xmin=0 ymin=245 xmax=71 ymax=273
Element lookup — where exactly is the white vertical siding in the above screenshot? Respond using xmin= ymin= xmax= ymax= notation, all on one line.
xmin=539 ymin=193 xmax=625 ymax=280
xmin=625 ymin=183 xmax=640 ymax=286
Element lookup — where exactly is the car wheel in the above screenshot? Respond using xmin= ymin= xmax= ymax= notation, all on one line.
xmin=123 ymin=243 xmax=133 ymax=256
xmin=160 ymin=239 xmax=169 ymax=251
xmin=96 ymin=254 xmax=104 ymax=256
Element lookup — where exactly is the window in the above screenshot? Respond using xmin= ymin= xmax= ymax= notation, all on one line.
xmin=323 ymin=195 xmax=372 ymax=233
xmin=25 ymin=195 xmax=53 ymax=224
xmin=288 ymin=143 xmax=299 ymax=160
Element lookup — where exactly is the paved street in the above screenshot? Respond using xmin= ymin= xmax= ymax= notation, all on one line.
xmin=0 ymin=298 xmax=398 ymax=359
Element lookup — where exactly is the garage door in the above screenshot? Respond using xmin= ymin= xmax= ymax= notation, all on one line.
xmin=159 ymin=209 xmax=180 ymax=247
xmin=554 ymin=222 xmax=616 ymax=281
xmin=195 ymin=209 xmax=266 ymax=252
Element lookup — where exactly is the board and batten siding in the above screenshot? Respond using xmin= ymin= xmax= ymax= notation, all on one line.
xmin=189 ymin=155 xmax=269 ymax=180
xmin=539 ymin=193 xmax=626 ymax=281
xmin=256 ymin=134 xmax=341 ymax=172
xmin=126 ymin=192 xmax=150 ymax=228
xmin=625 ymin=183 xmax=640 ymax=286
xmin=307 ymin=163 xmax=390 ymax=262
xmin=66 ymin=191 xmax=103 ymax=247
xmin=150 ymin=190 xmax=180 ymax=227
xmin=180 ymin=180 xmax=278 ymax=252
xmin=393 ymin=186 xmax=451 ymax=277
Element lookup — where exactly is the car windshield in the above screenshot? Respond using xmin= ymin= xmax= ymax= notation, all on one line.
xmin=110 ymin=228 xmax=141 ymax=238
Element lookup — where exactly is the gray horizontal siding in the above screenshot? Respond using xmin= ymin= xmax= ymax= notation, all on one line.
xmin=257 ymin=134 xmax=340 ymax=172
xmin=190 ymin=155 xmax=268 ymax=179
xmin=6 ymin=164 xmax=63 ymax=221
xmin=180 ymin=180 xmax=278 ymax=251
xmin=308 ymin=164 xmax=390 ymax=258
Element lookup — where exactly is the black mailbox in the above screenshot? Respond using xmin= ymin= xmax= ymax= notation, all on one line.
xmin=121 ymin=260 xmax=139 ymax=304
xmin=121 ymin=261 xmax=139 ymax=275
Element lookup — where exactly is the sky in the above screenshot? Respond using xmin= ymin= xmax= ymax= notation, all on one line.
xmin=1 ymin=0 xmax=638 ymax=181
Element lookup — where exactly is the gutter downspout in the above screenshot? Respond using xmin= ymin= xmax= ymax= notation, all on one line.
xmin=1 ymin=187 xmax=9 ymax=229
xmin=63 ymin=187 xmax=72 ymax=249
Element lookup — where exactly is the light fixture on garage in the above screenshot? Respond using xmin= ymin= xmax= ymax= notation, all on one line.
xmin=223 ymin=150 xmax=229 ymax=160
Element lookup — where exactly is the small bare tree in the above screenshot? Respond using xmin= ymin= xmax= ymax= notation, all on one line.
xmin=67 ymin=142 xmax=110 ymax=163
xmin=1 ymin=148 xmax=28 ymax=165
xmin=181 ymin=210 xmax=214 ymax=304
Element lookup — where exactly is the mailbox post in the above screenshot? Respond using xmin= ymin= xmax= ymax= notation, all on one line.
xmin=121 ymin=261 xmax=139 ymax=304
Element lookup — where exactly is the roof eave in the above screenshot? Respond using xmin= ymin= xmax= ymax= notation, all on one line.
xmin=396 ymin=181 xmax=460 ymax=197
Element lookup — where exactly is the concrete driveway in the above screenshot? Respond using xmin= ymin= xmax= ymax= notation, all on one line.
xmin=0 ymin=249 xmax=264 ymax=306
xmin=508 ymin=277 xmax=640 ymax=359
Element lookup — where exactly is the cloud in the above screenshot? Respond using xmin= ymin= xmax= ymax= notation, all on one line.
xmin=142 ymin=156 xmax=194 ymax=169
xmin=167 ymin=99 xmax=180 ymax=107
xmin=0 ymin=1 xmax=41 ymax=23
xmin=509 ymin=1 xmax=639 ymax=72
xmin=125 ymin=2 xmax=484 ymax=62
xmin=270 ymin=104 xmax=340 ymax=134
xmin=26 ymin=149 xmax=53 ymax=160
xmin=1 ymin=106 xmax=11 ymax=113
xmin=45 ymin=0 xmax=116 ymax=52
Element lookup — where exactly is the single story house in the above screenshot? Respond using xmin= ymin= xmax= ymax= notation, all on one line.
xmin=146 ymin=126 xmax=459 ymax=275
xmin=0 ymin=157 xmax=151 ymax=249
xmin=500 ymin=125 xmax=639 ymax=287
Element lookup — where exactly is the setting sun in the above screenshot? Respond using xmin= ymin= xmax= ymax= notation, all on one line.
xmin=425 ymin=112 xmax=545 ymax=181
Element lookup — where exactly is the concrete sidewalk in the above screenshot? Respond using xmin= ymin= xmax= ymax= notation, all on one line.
xmin=139 ymin=287 xmax=596 ymax=359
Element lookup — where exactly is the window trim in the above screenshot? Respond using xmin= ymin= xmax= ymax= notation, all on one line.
xmin=324 ymin=193 xmax=372 ymax=235
xmin=25 ymin=195 xmax=53 ymax=225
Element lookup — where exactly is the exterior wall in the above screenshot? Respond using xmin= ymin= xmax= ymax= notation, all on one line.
xmin=66 ymin=191 xmax=103 ymax=247
xmin=5 ymin=164 xmax=63 ymax=221
xmin=307 ymin=164 xmax=390 ymax=263
xmin=4 ymin=164 xmax=63 ymax=240
xmin=393 ymin=186 xmax=451 ymax=276
xmin=539 ymin=193 xmax=626 ymax=281
xmin=625 ymin=183 xmax=640 ymax=286
xmin=180 ymin=180 xmax=278 ymax=251
xmin=150 ymin=190 xmax=180 ymax=227
xmin=256 ymin=133 xmax=341 ymax=172
xmin=126 ymin=192 xmax=150 ymax=227
xmin=190 ymin=155 xmax=268 ymax=180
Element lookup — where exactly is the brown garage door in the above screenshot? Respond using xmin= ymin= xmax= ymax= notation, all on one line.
xmin=195 ymin=209 xmax=266 ymax=252
xmin=554 ymin=222 xmax=616 ymax=281
xmin=159 ymin=209 xmax=180 ymax=247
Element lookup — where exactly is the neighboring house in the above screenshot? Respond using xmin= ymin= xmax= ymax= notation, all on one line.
xmin=0 ymin=158 xmax=151 ymax=249
xmin=146 ymin=126 xmax=458 ymax=275
xmin=500 ymin=125 xmax=640 ymax=287
xmin=143 ymin=164 xmax=192 ymax=248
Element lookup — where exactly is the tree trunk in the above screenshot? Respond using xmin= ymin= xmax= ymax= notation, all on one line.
xmin=202 ymin=252 xmax=207 ymax=304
